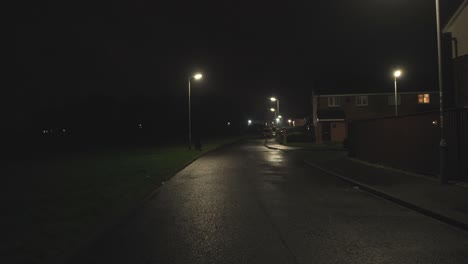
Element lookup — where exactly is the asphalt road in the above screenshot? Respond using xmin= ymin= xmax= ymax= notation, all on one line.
xmin=69 ymin=140 xmax=468 ymax=264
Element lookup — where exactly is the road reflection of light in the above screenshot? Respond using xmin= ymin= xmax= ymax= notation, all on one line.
xmin=172 ymin=156 xmax=235 ymax=262
xmin=264 ymin=150 xmax=284 ymax=165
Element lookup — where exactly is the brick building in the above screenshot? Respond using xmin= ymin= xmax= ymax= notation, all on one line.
xmin=312 ymin=91 xmax=439 ymax=143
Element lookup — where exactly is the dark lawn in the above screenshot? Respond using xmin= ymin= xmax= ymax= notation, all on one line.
xmin=2 ymin=138 xmax=240 ymax=264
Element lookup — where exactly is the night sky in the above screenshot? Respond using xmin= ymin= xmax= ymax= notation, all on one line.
xmin=11 ymin=0 xmax=464 ymax=135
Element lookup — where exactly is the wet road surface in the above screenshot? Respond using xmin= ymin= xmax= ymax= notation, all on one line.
xmin=70 ymin=140 xmax=468 ymax=264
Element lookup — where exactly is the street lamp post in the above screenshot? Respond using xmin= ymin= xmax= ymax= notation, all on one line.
xmin=435 ymin=0 xmax=447 ymax=184
xmin=270 ymin=97 xmax=280 ymax=116
xmin=270 ymin=97 xmax=281 ymax=126
xmin=188 ymin=73 xmax=202 ymax=149
xmin=393 ymin=70 xmax=402 ymax=116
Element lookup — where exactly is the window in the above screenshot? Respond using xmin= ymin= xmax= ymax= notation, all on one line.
xmin=355 ymin=95 xmax=368 ymax=106
xmin=388 ymin=94 xmax=401 ymax=105
xmin=328 ymin=96 xmax=341 ymax=107
xmin=418 ymin=94 xmax=430 ymax=104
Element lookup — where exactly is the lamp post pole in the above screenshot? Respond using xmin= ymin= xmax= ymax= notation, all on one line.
xmin=394 ymin=76 xmax=398 ymax=116
xmin=188 ymin=73 xmax=203 ymax=149
xmin=188 ymin=77 xmax=192 ymax=149
xmin=435 ymin=0 xmax=447 ymax=184
xmin=276 ymin=99 xmax=280 ymax=116
xmin=393 ymin=70 xmax=402 ymax=116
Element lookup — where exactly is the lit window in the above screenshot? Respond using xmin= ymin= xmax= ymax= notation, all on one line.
xmin=388 ymin=95 xmax=401 ymax=105
xmin=355 ymin=95 xmax=368 ymax=106
xmin=328 ymin=96 xmax=341 ymax=107
xmin=418 ymin=94 xmax=430 ymax=104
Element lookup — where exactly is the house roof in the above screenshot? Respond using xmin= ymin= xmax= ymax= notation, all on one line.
xmin=443 ymin=0 xmax=468 ymax=32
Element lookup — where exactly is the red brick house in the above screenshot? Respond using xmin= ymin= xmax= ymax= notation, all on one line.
xmin=312 ymin=91 xmax=439 ymax=143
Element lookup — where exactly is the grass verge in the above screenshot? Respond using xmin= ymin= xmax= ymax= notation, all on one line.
xmin=2 ymin=137 xmax=241 ymax=264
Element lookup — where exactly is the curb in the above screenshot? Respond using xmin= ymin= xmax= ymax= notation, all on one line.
xmin=304 ymin=160 xmax=468 ymax=232
xmin=347 ymin=157 xmax=468 ymax=189
xmin=264 ymin=141 xmax=345 ymax=152
xmin=264 ymin=142 xmax=283 ymax=150
xmin=59 ymin=139 xmax=242 ymax=264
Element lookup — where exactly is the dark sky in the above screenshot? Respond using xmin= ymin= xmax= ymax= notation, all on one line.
xmin=11 ymin=0 xmax=464 ymax=129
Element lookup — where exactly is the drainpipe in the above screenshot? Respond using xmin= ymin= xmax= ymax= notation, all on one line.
xmin=451 ymin=37 xmax=458 ymax=58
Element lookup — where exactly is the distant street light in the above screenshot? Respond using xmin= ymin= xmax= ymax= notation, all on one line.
xmin=278 ymin=115 xmax=282 ymax=119
xmin=270 ymin=97 xmax=280 ymax=116
xmin=270 ymin=97 xmax=281 ymax=126
xmin=248 ymin=119 xmax=252 ymax=125
xmin=188 ymin=73 xmax=203 ymax=149
xmin=393 ymin=70 xmax=402 ymax=116
xmin=288 ymin=119 xmax=292 ymax=126
xmin=270 ymin=108 xmax=277 ymax=119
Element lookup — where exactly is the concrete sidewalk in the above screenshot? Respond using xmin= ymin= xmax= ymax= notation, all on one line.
xmin=303 ymin=155 xmax=468 ymax=231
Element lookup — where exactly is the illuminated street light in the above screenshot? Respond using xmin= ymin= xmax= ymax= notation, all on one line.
xmin=270 ymin=97 xmax=280 ymax=125
xmin=278 ymin=115 xmax=282 ymax=119
xmin=248 ymin=119 xmax=252 ymax=125
xmin=188 ymin=73 xmax=203 ymax=149
xmin=393 ymin=69 xmax=402 ymax=116
xmin=270 ymin=108 xmax=277 ymax=119
xmin=393 ymin=70 xmax=402 ymax=78
xmin=288 ymin=119 xmax=292 ymax=126
xmin=270 ymin=97 xmax=280 ymax=116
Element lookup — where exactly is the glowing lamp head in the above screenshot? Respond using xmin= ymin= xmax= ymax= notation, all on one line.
xmin=270 ymin=97 xmax=277 ymax=102
xmin=278 ymin=115 xmax=282 ymax=119
xmin=193 ymin=73 xmax=203 ymax=80
xmin=270 ymin=108 xmax=275 ymax=112
xmin=393 ymin=70 xmax=402 ymax=78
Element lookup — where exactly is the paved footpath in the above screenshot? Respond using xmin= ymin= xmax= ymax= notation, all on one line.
xmin=69 ymin=140 xmax=468 ymax=264
xmin=267 ymin=139 xmax=468 ymax=230
xmin=303 ymin=154 xmax=468 ymax=231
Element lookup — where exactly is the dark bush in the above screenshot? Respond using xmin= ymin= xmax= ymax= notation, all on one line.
xmin=286 ymin=126 xmax=306 ymax=134
xmin=286 ymin=132 xmax=314 ymax=143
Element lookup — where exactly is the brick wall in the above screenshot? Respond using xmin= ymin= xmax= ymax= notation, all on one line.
xmin=348 ymin=109 xmax=468 ymax=181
